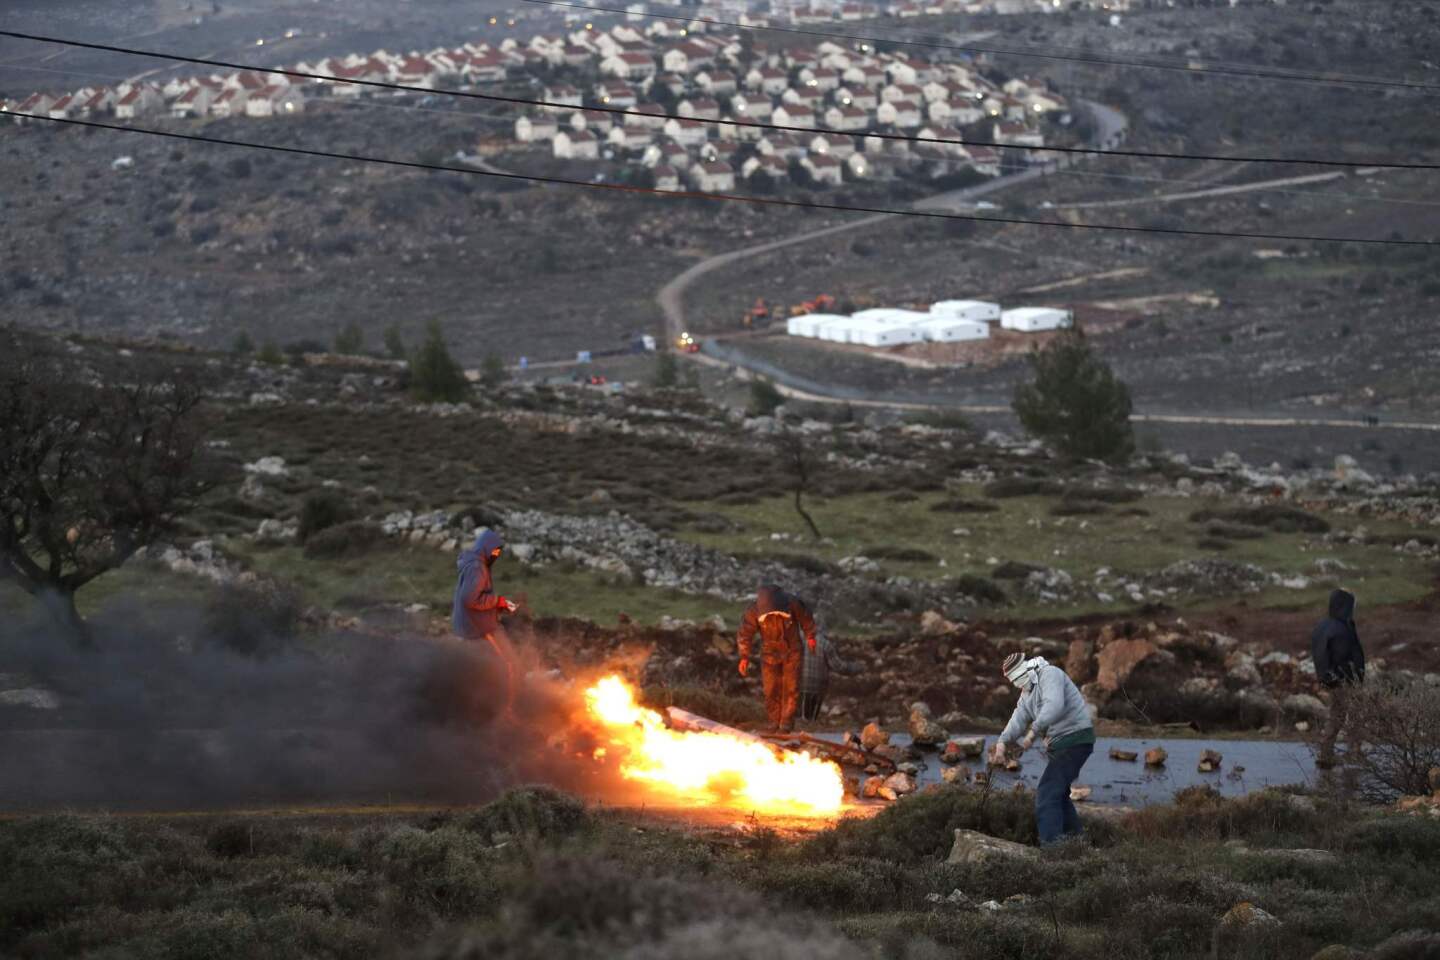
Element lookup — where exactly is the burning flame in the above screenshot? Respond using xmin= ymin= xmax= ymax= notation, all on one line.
xmin=583 ymin=675 xmax=843 ymax=817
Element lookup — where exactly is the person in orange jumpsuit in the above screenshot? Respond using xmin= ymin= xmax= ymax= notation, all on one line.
xmin=736 ymin=584 xmax=818 ymax=734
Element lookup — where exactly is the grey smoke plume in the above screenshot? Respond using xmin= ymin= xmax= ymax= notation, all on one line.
xmin=0 ymin=591 xmax=600 ymax=812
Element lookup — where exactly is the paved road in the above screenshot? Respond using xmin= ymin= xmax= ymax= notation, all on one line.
xmin=1056 ymin=167 xmax=1382 ymax=211
xmin=657 ymin=99 xmax=1129 ymax=344
xmin=739 ymin=368 xmax=1440 ymax=432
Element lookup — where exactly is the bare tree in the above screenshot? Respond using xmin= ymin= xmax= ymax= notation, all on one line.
xmin=1340 ymin=676 xmax=1440 ymax=801
xmin=774 ymin=427 xmax=822 ymax=540
xmin=0 ymin=332 xmax=208 ymax=643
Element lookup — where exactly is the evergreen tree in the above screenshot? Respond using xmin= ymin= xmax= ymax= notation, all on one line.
xmin=257 ymin=341 xmax=284 ymax=366
xmin=231 ymin=331 xmax=255 ymax=356
xmin=748 ymin=377 xmax=785 ymax=416
xmin=410 ymin=321 xmax=469 ymax=403
xmin=1012 ymin=328 xmax=1134 ymax=462
xmin=652 ymin=351 xmax=679 ymax=389
xmin=480 ymin=352 xmax=507 ymax=389
xmin=384 ymin=324 xmax=407 ymax=360
xmin=334 ymin=320 xmax=364 ymax=355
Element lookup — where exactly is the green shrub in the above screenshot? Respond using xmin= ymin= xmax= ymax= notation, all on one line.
xmin=945 ymin=575 xmax=1009 ymax=605
xmin=748 ymin=377 xmax=785 ymax=417
xmin=1188 ymin=505 xmax=1330 ymax=534
xmin=930 ymin=498 xmax=999 ymax=513
xmin=1061 ymin=486 xmax=1142 ymax=504
xmin=461 ymin=787 xmax=590 ymax=844
xmin=990 ymin=561 xmax=1044 ymax=580
xmin=1122 ymin=788 xmax=1326 ymax=845
xmin=303 ymin=520 xmax=385 ymax=559
xmin=297 ymin=491 xmax=355 ymax=543
xmin=804 ymin=787 xmax=1038 ymax=862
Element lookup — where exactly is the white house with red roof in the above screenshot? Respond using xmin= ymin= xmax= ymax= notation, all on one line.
xmin=772 ymin=103 xmax=816 ymax=129
xmin=601 ymin=51 xmax=657 ymax=80
xmin=171 ymin=85 xmax=215 ymax=118
xmin=877 ymin=99 xmax=921 ymax=128
xmin=593 ymin=81 xmax=638 ymax=109
xmin=515 ymin=114 xmax=559 ymax=142
xmin=823 ymin=104 xmax=870 ymax=132
xmin=464 ymin=51 xmax=509 ymax=83
xmin=730 ymin=92 xmax=773 ymax=122
xmin=392 ymin=57 xmax=439 ymax=88
xmin=245 ymin=85 xmax=306 ymax=118
xmin=663 ymin=116 xmax=709 ymax=148
xmin=114 ymin=85 xmax=163 ymax=119
xmin=809 ymin=132 xmax=857 ymax=160
xmin=834 ymin=85 xmax=878 ymax=111
xmin=208 ymin=88 xmax=246 ymax=118
xmin=570 ymin=109 xmax=616 ymax=134
xmin=653 ymin=164 xmax=681 ymax=191
xmin=948 ymin=97 xmax=985 ymax=126
xmin=553 ymin=129 xmax=600 ymax=160
xmin=678 ymin=97 xmax=721 ymax=121
xmin=967 ymin=145 xmax=1001 ymax=176
xmin=542 ymin=84 xmax=583 ymax=112
xmin=695 ymin=69 xmax=737 ymax=96
xmin=689 ymin=160 xmax=735 ymax=192
xmin=744 ymin=66 xmax=789 ymax=96
xmin=608 ymin=124 xmax=655 ymax=151
xmin=800 ymin=153 xmax=844 ymax=186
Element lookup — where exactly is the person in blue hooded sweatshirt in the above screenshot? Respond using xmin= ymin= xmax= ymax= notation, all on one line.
xmin=452 ymin=528 xmax=517 ymax=643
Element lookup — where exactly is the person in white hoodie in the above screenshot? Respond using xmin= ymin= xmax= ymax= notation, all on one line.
xmin=989 ymin=652 xmax=1096 ymax=845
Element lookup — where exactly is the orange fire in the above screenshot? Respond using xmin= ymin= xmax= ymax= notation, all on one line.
xmin=583 ymin=675 xmax=844 ymax=817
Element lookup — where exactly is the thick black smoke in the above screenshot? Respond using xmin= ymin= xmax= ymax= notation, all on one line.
xmin=0 ymin=592 xmax=601 ymax=812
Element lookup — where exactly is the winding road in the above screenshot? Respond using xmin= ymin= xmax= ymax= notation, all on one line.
xmin=657 ymin=100 xmax=1129 ymax=345
xmin=654 ymin=103 xmax=1440 ymax=433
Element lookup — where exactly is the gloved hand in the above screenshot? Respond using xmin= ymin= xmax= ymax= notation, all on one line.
xmin=738 ymin=657 xmax=750 ymax=678
xmin=497 ymin=596 xmax=518 ymax=614
xmin=987 ymin=741 xmax=1007 ymax=766
xmin=808 ymin=635 xmax=817 ymax=652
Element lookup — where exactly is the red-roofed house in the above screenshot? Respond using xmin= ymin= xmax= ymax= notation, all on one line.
xmin=601 ymin=51 xmax=657 ymax=80
xmin=171 ymin=85 xmax=215 ymax=118
xmin=553 ymin=129 xmax=600 ymax=160
xmin=689 ymin=160 xmax=734 ymax=192
xmin=809 ymin=132 xmax=856 ymax=159
xmin=801 ymin=153 xmax=843 ymax=187
xmin=877 ymin=99 xmax=921 ymax=128
xmin=114 ymin=85 xmax=162 ymax=119
xmin=823 ymin=104 xmax=870 ymax=132
xmin=245 ymin=85 xmax=305 ymax=117
xmin=653 ymin=164 xmax=681 ymax=191
xmin=393 ymin=57 xmax=440 ymax=88
xmin=208 ymin=88 xmax=246 ymax=118
xmin=663 ymin=116 xmax=708 ymax=148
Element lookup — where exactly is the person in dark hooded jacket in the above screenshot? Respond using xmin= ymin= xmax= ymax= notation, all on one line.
xmin=736 ymin=585 xmax=818 ymax=733
xmin=1310 ymin=588 xmax=1365 ymax=768
xmin=452 ymin=528 xmax=516 ymax=642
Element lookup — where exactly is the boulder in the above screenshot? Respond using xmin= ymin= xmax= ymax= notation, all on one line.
xmin=1145 ymin=747 xmax=1168 ymax=767
xmin=878 ymin=786 xmax=900 ymax=801
xmin=1309 ymin=948 xmax=1362 ymax=960
xmin=1282 ymin=693 xmax=1329 ymax=723
xmin=1095 ymin=638 xmax=1162 ymax=693
xmin=908 ymin=702 xmax=948 ymax=746
xmin=1213 ymin=902 xmax=1282 ymax=959
xmin=951 ymin=736 xmax=986 ymax=759
xmin=920 ymin=610 xmax=959 ymax=636
xmin=861 ymin=775 xmax=885 ymax=799
xmin=1198 ymin=749 xmax=1223 ymax=773
xmin=883 ymin=772 xmax=917 ymax=796
xmin=946 ymin=829 xmax=1037 ymax=865
xmin=941 ymin=766 xmax=967 ymax=785
xmin=1109 ymin=748 xmax=1138 ymax=762
xmin=1070 ymin=785 xmax=1092 ymax=802
xmin=860 ymin=721 xmax=890 ymax=751
xmin=1064 ymin=637 xmax=1095 ymax=683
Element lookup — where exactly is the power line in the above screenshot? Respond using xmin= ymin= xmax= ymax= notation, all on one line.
xmin=20 ymin=113 xmax=1437 ymax=246
xmin=525 ymin=0 xmax=1440 ymax=93
xmin=3 ymin=29 xmax=1440 ymax=172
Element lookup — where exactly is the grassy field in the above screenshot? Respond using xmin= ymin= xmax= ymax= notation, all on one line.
xmin=677 ymin=486 xmax=1434 ymax=621
xmin=3 ymin=784 xmax=1438 ymax=960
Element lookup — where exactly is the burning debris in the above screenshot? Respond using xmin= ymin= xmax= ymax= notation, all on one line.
xmin=580 ymin=675 xmax=844 ymax=817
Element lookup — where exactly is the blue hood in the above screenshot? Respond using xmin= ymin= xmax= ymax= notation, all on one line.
xmin=458 ymin=528 xmax=505 ymax=571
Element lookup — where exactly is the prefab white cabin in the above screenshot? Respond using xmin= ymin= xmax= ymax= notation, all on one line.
xmin=930 ymin=299 xmax=1001 ymax=323
xmin=815 ymin=316 xmax=860 ymax=342
xmin=787 ymin=312 xmax=847 ymax=338
xmin=1001 ymin=307 xmax=1073 ymax=332
xmin=850 ymin=319 xmax=925 ymax=346
xmin=914 ymin=317 xmax=989 ymax=342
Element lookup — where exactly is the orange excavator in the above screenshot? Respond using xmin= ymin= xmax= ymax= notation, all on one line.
xmin=740 ymin=297 xmax=770 ymax=329
xmin=789 ymin=293 xmax=836 ymax=316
